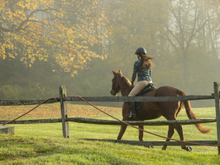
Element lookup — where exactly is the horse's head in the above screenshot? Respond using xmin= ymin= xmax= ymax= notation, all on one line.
xmin=110 ymin=70 xmax=122 ymax=96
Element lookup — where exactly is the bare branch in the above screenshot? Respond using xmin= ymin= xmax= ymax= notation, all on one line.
xmin=15 ymin=8 xmax=62 ymax=31
xmin=186 ymin=8 xmax=218 ymax=50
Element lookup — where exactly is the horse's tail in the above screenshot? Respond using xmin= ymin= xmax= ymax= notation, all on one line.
xmin=177 ymin=89 xmax=211 ymax=134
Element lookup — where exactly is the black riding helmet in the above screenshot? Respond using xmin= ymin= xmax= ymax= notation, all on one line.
xmin=135 ymin=47 xmax=147 ymax=55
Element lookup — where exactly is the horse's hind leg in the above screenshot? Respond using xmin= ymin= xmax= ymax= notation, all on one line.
xmin=164 ymin=115 xmax=192 ymax=151
xmin=162 ymin=123 xmax=188 ymax=151
xmin=117 ymin=125 xmax=127 ymax=140
xmin=174 ymin=124 xmax=192 ymax=151
xmin=162 ymin=125 xmax=175 ymax=150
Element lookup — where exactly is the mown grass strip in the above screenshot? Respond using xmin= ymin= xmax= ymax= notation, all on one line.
xmin=0 ymin=134 xmax=220 ymax=165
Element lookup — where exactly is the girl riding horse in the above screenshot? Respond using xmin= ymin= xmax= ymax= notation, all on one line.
xmin=128 ymin=47 xmax=155 ymax=118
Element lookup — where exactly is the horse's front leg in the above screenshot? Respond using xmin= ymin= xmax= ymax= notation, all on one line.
xmin=117 ymin=103 xmax=129 ymax=140
xmin=139 ymin=125 xmax=154 ymax=148
xmin=139 ymin=125 xmax=144 ymax=141
xmin=117 ymin=125 xmax=127 ymax=140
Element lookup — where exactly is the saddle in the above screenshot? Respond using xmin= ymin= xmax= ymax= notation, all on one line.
xmin=135 ymin=83 xmax=156 ymax=109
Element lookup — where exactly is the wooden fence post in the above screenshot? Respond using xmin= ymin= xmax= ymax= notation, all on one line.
xmin=214 ymin=82 xmax=220 ymax=154
xmin=59 ymin=86 xmax=69 ymax=138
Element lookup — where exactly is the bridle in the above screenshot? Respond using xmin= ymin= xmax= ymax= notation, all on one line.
xmin=111 ymin=74 xmax=132 ymax=95
xmin=111 ymin=75 xmax=120 ymax=95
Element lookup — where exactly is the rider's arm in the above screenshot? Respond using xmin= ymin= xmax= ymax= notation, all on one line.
xmin=131 ymin=62 xmax=137 ymax=85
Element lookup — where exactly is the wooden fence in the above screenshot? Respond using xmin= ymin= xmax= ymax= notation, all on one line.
xmin=0 ymin=82 xmax=220 ymax=153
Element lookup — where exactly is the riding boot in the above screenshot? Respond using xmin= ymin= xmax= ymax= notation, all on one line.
xmin=128 ymin=102 xmax=137 ymax=118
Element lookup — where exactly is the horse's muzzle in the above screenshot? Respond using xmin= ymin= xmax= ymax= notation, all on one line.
xmin=110 ymin=89 xmax=117 ymax=96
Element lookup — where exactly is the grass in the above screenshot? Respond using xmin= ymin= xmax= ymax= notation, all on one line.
xmin=1 ymin=134 xmax=220 ymax=165
xmin=1 ymin=104 xmax=220 ymax=164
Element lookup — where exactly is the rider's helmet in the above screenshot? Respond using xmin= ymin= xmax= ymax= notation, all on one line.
xmin=135 ymin=47 xmax=147 ymax=55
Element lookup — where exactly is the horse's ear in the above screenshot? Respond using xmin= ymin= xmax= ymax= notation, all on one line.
xmin=118 ymin=70 xmax=122 ymax=75
xmin=112 ymin=70 xmax=116 ymax=75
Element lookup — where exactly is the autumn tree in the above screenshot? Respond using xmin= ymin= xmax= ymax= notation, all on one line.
xmin=0 ymin=0 xmax=109 ymax=76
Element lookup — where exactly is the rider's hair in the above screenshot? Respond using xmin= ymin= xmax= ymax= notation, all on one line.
xmin=140 ymin=54 xmax=155 ymax=69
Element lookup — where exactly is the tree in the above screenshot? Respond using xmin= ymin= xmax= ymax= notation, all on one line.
xmin=160 ymin=0 xmax=220 ymax=91
xmin=104 ymin=0 xmax=168 ymax=79
xmin=0 ymin=0 xmax=109 ymax=76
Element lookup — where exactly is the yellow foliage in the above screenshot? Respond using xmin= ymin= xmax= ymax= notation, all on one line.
xmin=0 ymin=0 xmax=109 ymax=76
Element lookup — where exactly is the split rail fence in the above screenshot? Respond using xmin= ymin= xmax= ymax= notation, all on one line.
xmin=0 ymin=82 xmax=220 ymax=153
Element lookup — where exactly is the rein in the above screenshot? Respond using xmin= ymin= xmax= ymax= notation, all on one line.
xmin=120 ymin=86 xmax=132 ymax=90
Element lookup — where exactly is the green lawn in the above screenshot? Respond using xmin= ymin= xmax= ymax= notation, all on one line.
xmin=1 ymin=106 xmax=220 ymax=164
xmin=0 ymin=134 xmax=220 ymax=165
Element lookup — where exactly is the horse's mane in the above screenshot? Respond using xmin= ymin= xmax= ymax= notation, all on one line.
xmin=115 ymin=70 xmax=132 ymax=88
xmin=121 ymin=76 xmax=132 ymax=87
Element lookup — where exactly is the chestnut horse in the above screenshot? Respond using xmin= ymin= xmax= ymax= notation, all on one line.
xmin=110 ymin=70 xmax=211 ymax=151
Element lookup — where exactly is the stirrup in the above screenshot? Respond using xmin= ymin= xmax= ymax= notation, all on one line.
xmin=127 ymin=112 xmax=136 ymax=118
xmin=127 ymin=113 xmax=132 ymax=118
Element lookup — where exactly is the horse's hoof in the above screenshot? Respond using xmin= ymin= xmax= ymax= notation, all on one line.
xmin=186 ymin=146 xmax=193 ymax=152
xmin=162 ymin=147 xmax=167 ymax=150
xmin=147 ymin=145 xmax=154 ymax=149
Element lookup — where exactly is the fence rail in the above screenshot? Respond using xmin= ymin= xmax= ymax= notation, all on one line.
xmin=0 ymin=98 xmax=58 ymax=106
xmin=65 ymin=95 xmax=215 ymax=102
xmin=0 ymin=119 xmax=62 ymax=124
xmin=0 ymin=95 xmax=217 ymax=106
xmin=0 ymin=118 xmax=216 ymax=125
xmin=0 ymin=95 xmax=215 ymax=106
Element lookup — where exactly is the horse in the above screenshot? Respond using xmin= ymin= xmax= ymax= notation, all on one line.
xmin=110 ymin=70 xmax=211 ymax=151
